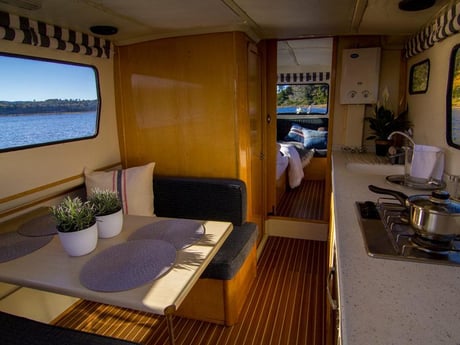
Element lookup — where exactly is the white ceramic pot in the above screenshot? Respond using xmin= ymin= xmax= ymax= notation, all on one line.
xmin=58 ymin=223 xmax=98 ymax=256
xmin=96 ymin=209 xmax=123 ymax=238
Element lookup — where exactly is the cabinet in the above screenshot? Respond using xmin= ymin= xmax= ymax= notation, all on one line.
xmin=326 ymin=193 xmax=341 ymax=345
xmin=114 ymin=32 xmax=264 ymax=240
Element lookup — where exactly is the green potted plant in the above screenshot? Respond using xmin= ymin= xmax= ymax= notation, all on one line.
xmin=88 ymin=188 xmax=123 ymax=238
xmin=364 ymin=106 xmax=412 ymax=156
xmin=50 ymin=196 xmax=98 ymax=256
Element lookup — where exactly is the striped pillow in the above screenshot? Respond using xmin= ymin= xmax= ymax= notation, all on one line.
xmin=284 ymin=124 xmax=305 ymax=143
xmin=84 ymin=163 xmax=155 ymax=216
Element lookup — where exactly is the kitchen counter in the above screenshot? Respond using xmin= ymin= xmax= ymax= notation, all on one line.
xmin=332 ymin=151 xmax=460 ymax=345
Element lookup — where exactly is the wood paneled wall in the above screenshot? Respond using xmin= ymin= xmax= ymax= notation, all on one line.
xmin=114 ymin=32 xmax=251 ymax=179
xmin=114 ymin=32 xmax=265 ymax=239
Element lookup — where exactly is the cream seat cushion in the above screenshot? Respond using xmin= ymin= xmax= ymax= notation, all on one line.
xmin=84 ymin=163 xmax=155 ymax=216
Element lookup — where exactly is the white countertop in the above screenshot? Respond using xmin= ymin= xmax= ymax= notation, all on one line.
xmin=332 ymin=151 xmax=460 ymax=345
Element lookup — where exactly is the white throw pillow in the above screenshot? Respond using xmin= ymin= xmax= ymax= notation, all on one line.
xmin=84 ymin=162 xmax=155 ymax=216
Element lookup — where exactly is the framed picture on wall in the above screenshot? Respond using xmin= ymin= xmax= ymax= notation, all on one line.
xmin=409 ymin=59 xmax=430 ymax=94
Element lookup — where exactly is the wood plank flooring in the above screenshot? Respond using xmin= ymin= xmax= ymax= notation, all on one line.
xmin=276 ymin=180 xmax=325 ymax=220
xmin=52 ymin=237 xmax=327 ymax=345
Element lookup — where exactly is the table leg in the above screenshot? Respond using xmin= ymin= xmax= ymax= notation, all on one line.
xmin=165 ymin=306 xmax=176 ymax=345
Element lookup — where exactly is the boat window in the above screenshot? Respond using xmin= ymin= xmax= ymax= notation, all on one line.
xmin=0 ymin=53 xmax=100 ymax=152
xmin=277 ymin=83 xmax=329 ymax=115
xmin=447 ymin=44 xmax=460 ymax=149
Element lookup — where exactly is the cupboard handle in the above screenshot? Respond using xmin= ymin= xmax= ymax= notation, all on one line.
xmin=326 ymin=266 xmax=338 ymax=311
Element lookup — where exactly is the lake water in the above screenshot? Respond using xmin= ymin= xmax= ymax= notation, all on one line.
xmin=0 ymin=112 xmax=97 ymax=150
xmin=277 ymin=106 xmax=327 ymax=115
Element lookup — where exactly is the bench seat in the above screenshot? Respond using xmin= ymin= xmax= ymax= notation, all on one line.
xmin=153 ymin=176 xmax=258 ymax=325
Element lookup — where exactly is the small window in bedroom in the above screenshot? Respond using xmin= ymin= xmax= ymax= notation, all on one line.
xmin=277 ymin=83 xmax=329 ymax=115
xmin=0 ymin=53 xmax=100 ymax=152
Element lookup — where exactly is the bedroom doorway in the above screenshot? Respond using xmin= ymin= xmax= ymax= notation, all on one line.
xmin=274 ymin=37 xmax=333 ymax=222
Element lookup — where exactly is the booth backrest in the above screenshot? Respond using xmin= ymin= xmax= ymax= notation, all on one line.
xmin=153 ymin=176 xmax=247 ymax=226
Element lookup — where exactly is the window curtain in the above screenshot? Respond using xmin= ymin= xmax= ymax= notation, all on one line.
xmin=0 ymin=10 xmax=112 ymax=59
xmin=405 ymin=0 xmax=460 ymax=58
xmin=277 ymin=72 xmax=330 ymax=84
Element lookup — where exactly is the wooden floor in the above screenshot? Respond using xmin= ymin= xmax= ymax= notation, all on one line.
xmin=276 ymin=179 xmax=325 ymax=220
xmin=52 ymin=236 xmax=327 ymax=345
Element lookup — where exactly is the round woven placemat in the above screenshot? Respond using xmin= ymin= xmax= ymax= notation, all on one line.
xmin=128 ymin=219 xmax=205 ymax=249
xmin=0 ymin=232 xmax=53 ymax=263
xmin=79 ymin=239 xmax=176 ymax=292
xmin=16 ymin=213 xmax=57 ymax=237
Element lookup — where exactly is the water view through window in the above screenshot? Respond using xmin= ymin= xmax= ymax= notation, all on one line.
xmin=277 ymin=84 xmax=328 ymax=115
xmin=0 ymin=53 xmax=100 ymax=152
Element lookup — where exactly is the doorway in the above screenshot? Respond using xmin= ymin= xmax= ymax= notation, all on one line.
xmin=274 ymin=38 xmax=333 ymax=222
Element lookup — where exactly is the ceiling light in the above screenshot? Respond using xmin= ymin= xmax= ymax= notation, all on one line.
xmin=90 ymin=25 xmax=118 ymax=36
xmin=398 ymin=0 xmax=436 ymax=11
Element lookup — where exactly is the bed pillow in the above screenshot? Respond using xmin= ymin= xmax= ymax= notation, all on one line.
xmin=84 ymin=162 xmax=155 ymax=216
xmin=302 ymin=129 xmax=328 ymax=149
xmin=284 ymin=124 xmax=305 ymax=144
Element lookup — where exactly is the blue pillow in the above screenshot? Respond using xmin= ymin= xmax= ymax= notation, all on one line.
xmin=284 ymin=124 xmax=305 ymax=143
xmin=302 ymin=129 xmax=328 ymax=149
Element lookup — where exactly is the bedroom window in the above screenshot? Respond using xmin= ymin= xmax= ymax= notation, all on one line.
xmin=0 ymin=53 xmax=100 ymax=152
xmin=277 ymin=83 xmax=329 ymax=115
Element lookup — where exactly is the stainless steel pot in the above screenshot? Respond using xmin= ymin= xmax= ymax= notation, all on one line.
xmin=368 ymin=185 xmax=460 ymax=240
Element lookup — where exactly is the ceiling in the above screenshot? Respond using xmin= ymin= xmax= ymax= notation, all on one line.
xmin=0 ymin=0 xmax=452 ymax=46
xmin=277 ymin=38 xmax=333 ymax=73
xmin=0 ymin=0 xmax=452 ymax=71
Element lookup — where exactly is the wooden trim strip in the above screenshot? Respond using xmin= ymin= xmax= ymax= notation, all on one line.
xmin=0 ymin=162 xmax=121 ymax=218
xmin=0 ymin=174 xmax=83 ymax=204
xmin=0 ymin=162 xmax=121 ymax=204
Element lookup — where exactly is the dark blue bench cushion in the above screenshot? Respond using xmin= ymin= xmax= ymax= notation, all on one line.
xmin=153 ymin=176 xmax=257 ymax=280
xmin=0 ymin=311 xmax=141 ymax=345
xmin=201 ymin=222 xmax=257 ymax=280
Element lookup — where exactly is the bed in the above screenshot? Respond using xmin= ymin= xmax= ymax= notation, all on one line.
xmin=277 ymin=142 xmax=315 ymax=188
xmin=276 ymin=117 xmax=328 ymax=202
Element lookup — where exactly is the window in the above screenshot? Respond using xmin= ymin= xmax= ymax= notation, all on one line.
xmin=0 ymin=53 xmax=100 ymax=152
xmin=277 ymin=83 xmax=329 ymax=115
xmin=447 ymin=45 xmax=460 ymax=149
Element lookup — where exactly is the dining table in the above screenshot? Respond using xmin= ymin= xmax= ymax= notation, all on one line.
xmin=0 ymin=212 xmax=233 ymax=345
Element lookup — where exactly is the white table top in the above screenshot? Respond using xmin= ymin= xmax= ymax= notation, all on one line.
xmin=332 ymin=151 xmax=460 ymax=345
xmin=0 ymin=215 xmax=233 ymax=315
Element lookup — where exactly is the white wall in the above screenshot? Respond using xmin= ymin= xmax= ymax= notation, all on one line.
xmin=0 ymin=40 xmax=120 ymax=215
xmin=332 ymin=36 xmax=403 ymax=150
xmin=407 ymin=34 xmax=460 ymax=176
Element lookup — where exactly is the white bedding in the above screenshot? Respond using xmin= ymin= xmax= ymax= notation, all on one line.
xmin=276 ymin=149 xmax=289 ymax=180
xmin=278 ymin=143 xmax=314 ymax=188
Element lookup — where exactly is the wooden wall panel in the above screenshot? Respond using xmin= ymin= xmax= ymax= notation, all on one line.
xmin=115 ymin=32 xmax=265 ymax=239
xmin=115 ymin=32 xmax=244 ymax=178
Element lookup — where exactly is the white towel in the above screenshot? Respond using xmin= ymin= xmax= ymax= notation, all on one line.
xmin=410 ymin=144 xmax=444 ymax=180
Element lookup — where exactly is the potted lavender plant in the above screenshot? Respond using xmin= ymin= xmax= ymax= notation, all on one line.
xmin=50 ymin=196 xmax=97 ymax=256
xmin=88 ymin=188 xmax=123 ymax=238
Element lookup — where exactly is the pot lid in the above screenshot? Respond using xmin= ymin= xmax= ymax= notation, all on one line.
xmin=409 ymin=191 xmax=460 ymax=215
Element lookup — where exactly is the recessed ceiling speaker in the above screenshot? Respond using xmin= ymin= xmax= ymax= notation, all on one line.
xmin=90 ymin=25 xmax=118 ymax=36
xmin=399 ymin=0 xmax=436 ymax=11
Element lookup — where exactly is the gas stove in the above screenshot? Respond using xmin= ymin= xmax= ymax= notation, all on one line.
xmin=356 ymin=199 xmax=460 ymax=266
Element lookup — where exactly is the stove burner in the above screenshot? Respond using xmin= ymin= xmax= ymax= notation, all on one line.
xmin=356 ymin=201 xmax=460 ymax=266
xmin=409 ymin=235 xmax=453 ymax=255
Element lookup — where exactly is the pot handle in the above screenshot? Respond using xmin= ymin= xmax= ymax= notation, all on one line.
xmin=368 ymin=185 xmax=409 ymax=206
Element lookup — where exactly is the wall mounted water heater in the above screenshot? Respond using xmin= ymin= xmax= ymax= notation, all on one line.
xmin=340 ymin=47 xmax=381 ymax=104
